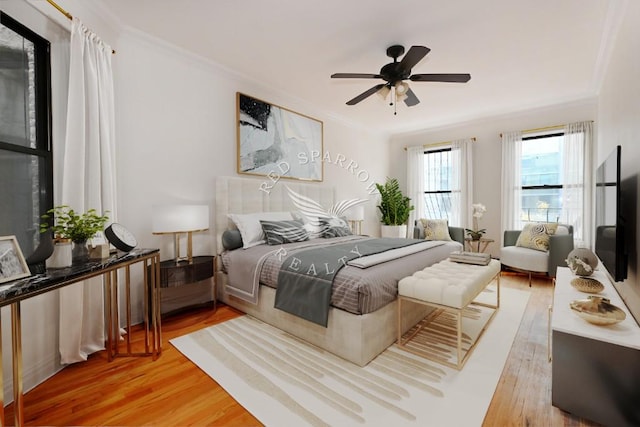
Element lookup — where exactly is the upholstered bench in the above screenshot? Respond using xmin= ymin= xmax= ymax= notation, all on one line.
xmin=397 ymin=259 xmax=501 ymax=369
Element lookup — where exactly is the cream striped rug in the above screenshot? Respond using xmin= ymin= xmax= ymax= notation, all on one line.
xmin=171 ymin=286 xmax=529 ymax=427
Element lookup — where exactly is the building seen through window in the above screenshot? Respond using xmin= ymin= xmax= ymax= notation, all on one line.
xmin=521 ymin=133 xmax=563 ymax=223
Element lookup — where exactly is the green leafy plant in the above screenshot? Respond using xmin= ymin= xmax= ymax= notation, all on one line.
xmin=40 ymin=205 xmax=109 ymax=243
xmin=375 ymin=177 xmax=414 ymax=226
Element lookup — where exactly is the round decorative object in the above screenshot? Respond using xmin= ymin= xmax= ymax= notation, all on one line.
xmin=566 ymin=248 xmax=598 ymax=276
xmin=105 ymin=223 xmax=137 ymax=252
xmin=570 ymin=277 xmax=604 ymax=294
xmin=569 ymin=295 xmax=626 ymax=326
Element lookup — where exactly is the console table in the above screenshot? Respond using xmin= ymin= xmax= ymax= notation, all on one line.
xmin=0 ymin=248 xmax=161 ymax=427
xmin=551 ymin=267 xmax=640 ymax=426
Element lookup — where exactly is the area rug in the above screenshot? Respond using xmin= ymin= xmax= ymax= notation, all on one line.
xmin=171 ymin=286 xmax=529 ymax=427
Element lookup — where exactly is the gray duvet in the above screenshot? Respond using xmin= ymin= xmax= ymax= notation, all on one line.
xmin=221 ymin=235 xmax=462 ymax=315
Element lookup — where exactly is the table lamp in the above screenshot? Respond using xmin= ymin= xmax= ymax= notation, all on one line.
xmin=346 ymin=205 xmax=365 ymax=235
xmin=152 ymin=204 xmax=209 ymax=263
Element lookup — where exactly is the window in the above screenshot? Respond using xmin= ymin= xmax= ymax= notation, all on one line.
xmin=521 ymin=133 xmax=564 ymax=223
xmin=422 ymin=148 xmax=453 ymax=221
xmin=0 ymin=12 xmax=52 ymax=259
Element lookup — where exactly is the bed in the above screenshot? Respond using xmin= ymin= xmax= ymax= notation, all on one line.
xmin=215 ymin=176 xmax=462 ymax=366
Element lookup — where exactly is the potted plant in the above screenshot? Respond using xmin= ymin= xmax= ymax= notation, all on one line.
xmin=40 ymin=206 xmax=109 ymax=265
xmin=375 ymin=177 xmax=414 ymax=238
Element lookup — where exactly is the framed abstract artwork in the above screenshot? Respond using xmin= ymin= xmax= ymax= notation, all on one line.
xmin=236 ymin=93 xmax=324 ymax=181
xmin=0 ymin=235 xmax=30 ymax=284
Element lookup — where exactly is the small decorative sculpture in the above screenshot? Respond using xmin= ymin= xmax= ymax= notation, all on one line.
xmin=565 ymin=247 xmax=598 ymax=277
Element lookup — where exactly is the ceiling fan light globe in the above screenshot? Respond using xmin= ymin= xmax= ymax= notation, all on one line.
xmin=395 ymin=81 xmax=409 ymax=96
xmin=377 ymin=85 xmax=390 ymax=100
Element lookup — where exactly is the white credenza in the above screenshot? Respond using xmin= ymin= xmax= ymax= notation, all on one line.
xmin=551 ymin=267 xmax=640 ymax=426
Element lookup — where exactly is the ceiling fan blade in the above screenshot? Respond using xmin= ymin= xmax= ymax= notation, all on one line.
xmin=404 ymin=88 xmax=420 ymax=107
xmin=346 ymin=84 xmax=385 ymax=105
xmin=410 ymin=73 xmax=471 ymax=83
xmin=331 ymin=73 xmax=382 ymax=79
xmin=398 ymin=46 xmax=430 ymax=73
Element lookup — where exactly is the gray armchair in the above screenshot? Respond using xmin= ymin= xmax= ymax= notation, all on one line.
xmin=413 ymin=221 xmax=465 ymax=246
xmin=500 ymin=224 xmax=574 ymax=286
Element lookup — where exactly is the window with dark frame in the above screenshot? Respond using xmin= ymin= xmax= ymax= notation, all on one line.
xmin=423 ymin=147 xmax=453 ymax=221
xmin=520 ymin=132 xmax=564 ymax=223
xmin=0 ymin=12 xmax=53 ymax=262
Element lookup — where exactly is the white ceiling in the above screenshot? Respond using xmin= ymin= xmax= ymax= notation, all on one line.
xmin=97 ymin=0 xmax=615 ymax=135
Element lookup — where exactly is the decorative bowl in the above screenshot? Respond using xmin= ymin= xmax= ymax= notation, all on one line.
xmin=566 ymin=248 xmax=598 ymax=276
xmin=569 ymin=295 xmax=626 ymax=326
xmin=570 ymin=277 xmax=604 ymax=294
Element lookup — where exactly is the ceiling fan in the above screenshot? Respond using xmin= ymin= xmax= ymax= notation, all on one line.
xmin=331 ymin=45 xmax=471 ymax=112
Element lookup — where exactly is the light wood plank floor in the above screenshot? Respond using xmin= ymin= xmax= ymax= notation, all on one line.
xmin=5 ymin=274 xmax=601 ymax=426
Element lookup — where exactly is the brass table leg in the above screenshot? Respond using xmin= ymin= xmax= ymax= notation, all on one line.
xmin=11 ymin=302 xmax=23 ymax=426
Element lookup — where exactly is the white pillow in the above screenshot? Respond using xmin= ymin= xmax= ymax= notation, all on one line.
xmin=228 ymin=211 xmax=293 ymax=249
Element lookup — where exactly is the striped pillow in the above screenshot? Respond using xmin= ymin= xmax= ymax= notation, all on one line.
xmin=260 ymin=219 xmax=309 ymax=245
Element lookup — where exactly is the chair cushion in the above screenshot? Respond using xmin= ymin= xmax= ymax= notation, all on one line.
xmin=516 ymin=222 xmax=558 ymax=252
xmin=501 ymin=245 xmax=548 ymax=273
xmin=419 ymin=219 xmax=452 ymax=241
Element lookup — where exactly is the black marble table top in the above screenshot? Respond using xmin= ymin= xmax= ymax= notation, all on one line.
xmin=0 ymin=248 xmax=159 ymax=307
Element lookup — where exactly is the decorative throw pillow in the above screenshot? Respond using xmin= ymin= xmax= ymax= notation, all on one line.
xmin=320 ymin=217 xmax=352 ymax=238
xmin=419 ymin=219 xmax=452 ymax=241
xmin=228 ymin=211 xmax=293 ymax=248
xmin=260 ymin=219 xmax=309 ymax=245
xmin=221 ymin=229 xmax=243 ymax=251
xmin=515 ymin=222 xmax=559 ymax=252
xmin=291 ymin=211 xmax=321 ymax=238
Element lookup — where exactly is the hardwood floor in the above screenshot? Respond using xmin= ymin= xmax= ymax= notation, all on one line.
xmin=6 ymin=274 xmax=601 ymax=426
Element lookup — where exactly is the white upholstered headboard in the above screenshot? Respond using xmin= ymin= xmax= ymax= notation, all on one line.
xmin=215 ymin=176 xmax=335 ymax=254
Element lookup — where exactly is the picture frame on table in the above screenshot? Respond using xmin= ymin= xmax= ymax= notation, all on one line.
xmin=236 ymin=92 xmax=324 ymax=182
xmin=0 ymin=235 xmax=31 ymax=284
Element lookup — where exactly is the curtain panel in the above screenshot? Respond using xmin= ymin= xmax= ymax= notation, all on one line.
xmin=406 ymin=146 xmax=425 ymax=234
xmin=562 ymin=121 xmax=593 ymax=247
xmin=500 ymin=131 xmax=523 ymax=239
xmin=451 ymin=138 xmax=474 ymax=229
xmin=59 ymin=17 xmax=117 ymax=364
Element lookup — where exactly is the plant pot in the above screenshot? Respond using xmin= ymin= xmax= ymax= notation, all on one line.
xmin=46 ymin=239 xmax=72 ymax=269
xmin=72 ymin=239 xmax=89 ymax=264
xmin=380 ymin=225 xmax=407 ymax=238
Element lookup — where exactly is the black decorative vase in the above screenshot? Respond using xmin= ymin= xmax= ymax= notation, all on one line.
xmin=72 ymin=239 xmax=89 ymax=264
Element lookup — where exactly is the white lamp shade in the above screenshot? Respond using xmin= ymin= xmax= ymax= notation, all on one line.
xmin=152 ymin=204 xmax=209 ymax=233
xmin=347 ymin=205 xmax=365 ymax=221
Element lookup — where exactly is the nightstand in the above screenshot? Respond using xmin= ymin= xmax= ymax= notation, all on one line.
xmin=158 ymin=255 xmax=216 ymax=313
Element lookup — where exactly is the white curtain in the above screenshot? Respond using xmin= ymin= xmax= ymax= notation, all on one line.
xmin=59 ymin=18 xmax=117 ymax=364
xmin=450 ymin=138 xmax=474 ymax=228
xmin=562 ymin=121 xmax=593 ymax=247
xmin=406 ymin=145 xmax=425 ymax=234
xmin=501 ymin=131 xmax=523 ymax=237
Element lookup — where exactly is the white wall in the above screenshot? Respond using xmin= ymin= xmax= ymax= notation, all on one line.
xmin=113 ymin=28 xmax=389 ymax=260
xmin=597 ymin=0 xmax=640 ymax=324
xmin=389 ymin=100 xmax=597 ymax=257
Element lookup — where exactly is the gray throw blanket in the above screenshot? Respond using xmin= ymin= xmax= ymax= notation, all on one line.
xmin=274 ymin=238 xmax=424 ymax=326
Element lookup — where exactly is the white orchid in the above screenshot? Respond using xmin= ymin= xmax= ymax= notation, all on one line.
xmin=471 ymin=203 xmax=486 ymax=218
xmin=466 ymin=203 xmax=487 ymax=240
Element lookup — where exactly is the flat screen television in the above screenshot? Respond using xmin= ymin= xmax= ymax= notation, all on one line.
xmin=594 ymin=145 xmax=627 ymax=282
